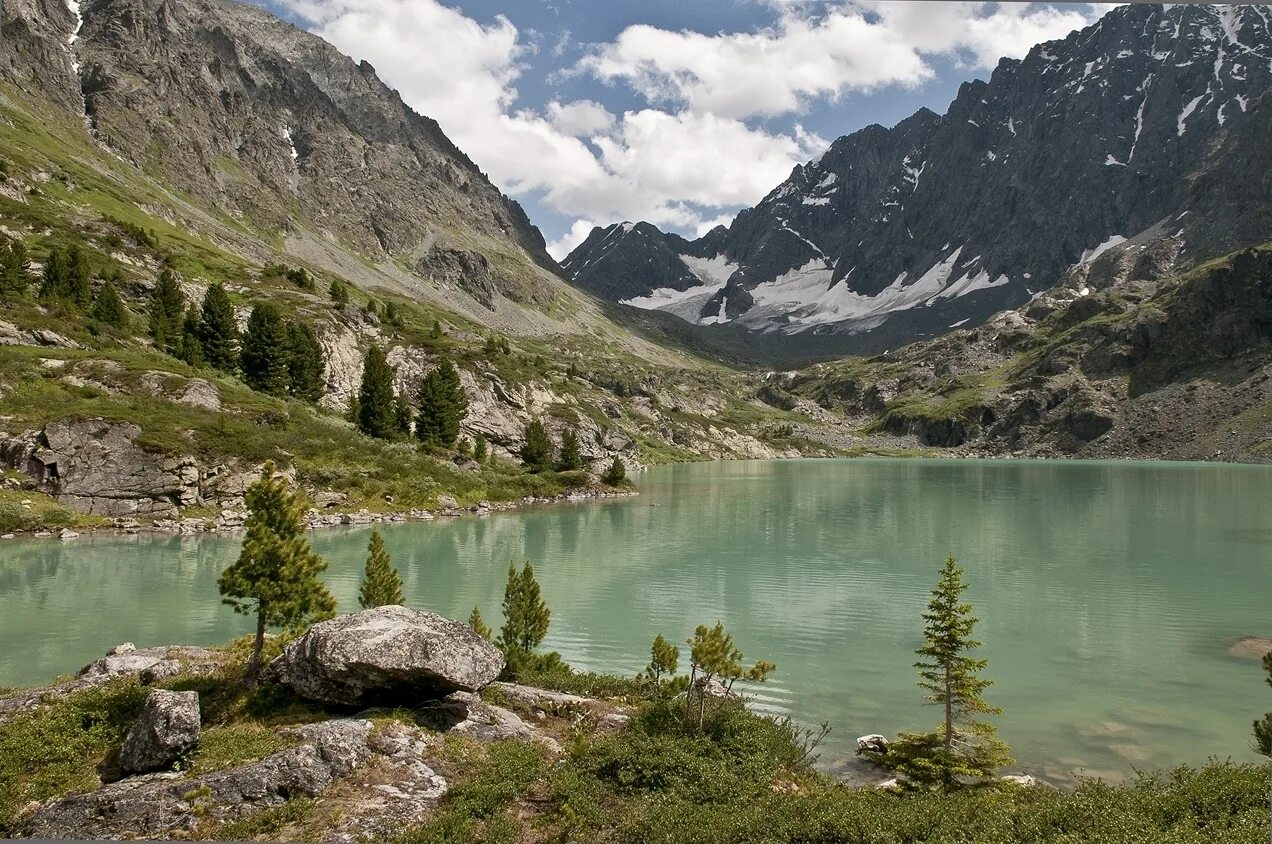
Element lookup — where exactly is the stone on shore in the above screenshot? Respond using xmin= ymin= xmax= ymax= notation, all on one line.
xmin=119 ymin=689 xmax=202 ymax=775
xmin=856 ymin=734 xmax=889 ymax=755
xmin=268 ymin=606 xmax=505 ymax=706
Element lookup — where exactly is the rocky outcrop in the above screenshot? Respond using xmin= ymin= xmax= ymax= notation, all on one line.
xmin=268 ymin=607 xmax=506 ymax=706
xmin=0 ymin=420 xmax=200 ymax=517
xmin=119 ymin=690 xmax=202 ymax=776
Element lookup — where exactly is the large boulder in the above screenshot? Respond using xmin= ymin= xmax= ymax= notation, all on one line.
xmin=119 ymin=689 xmax=201 ymax=775
xmin=269 ymin=606 xmax=506 ymax=706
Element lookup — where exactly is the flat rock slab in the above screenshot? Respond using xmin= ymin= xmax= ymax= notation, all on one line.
xmin=268 ymin=606 xmax=506 ymax=706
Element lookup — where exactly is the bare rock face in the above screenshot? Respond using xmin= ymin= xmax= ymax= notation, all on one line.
xmin=0 ymin=420 xmax=201 ymax=516
xmin=268 ymin=607 xmax=506 ymax=706
xmin=119 ymin=690 xmax=202 ymax=776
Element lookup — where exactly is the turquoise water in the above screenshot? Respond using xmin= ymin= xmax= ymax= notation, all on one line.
xmin=3 ymin=458 xmax=1271 ymax=782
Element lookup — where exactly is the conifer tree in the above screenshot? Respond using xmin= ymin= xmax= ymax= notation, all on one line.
xmin=217 ymin=464 xmax=336 ymax=679
xmin=38 ymin=248 xmax=65 ymax=301
xmin=1252 ymin=653 xmax=1272 ymax=755
xmin=286 ymin=320 xmax=325 ymax=402
xmin=178 ymin=305 xmax=205 ymax=367
xmin=473 ymin=433 xmax=488 ymax=463
xmin=329 ymin=278 xmax=350 ymax=308
xmin=498 ymin=561 xmax=550 ymax=655
xmin=415 ymin=357 xmax=468 ymax=447
xmin=241 ymin=302 xmax=292 ymax=395
xmin=642 ymin=633 xmax=679 ymax=683
xmin=469 ymin=606 xmax=492 ymax=641
xmin=430 ymin=319 xmax=443 ymax=340
xmin=521 ymin=419 xmax=552 ymax=473
xmin=602 ymin=456 xmax=626 ymax=485
xmin=91 ymin=278 xmax=128 ymax=327
xmin=64 ymin=246 xmax=92 ymax=307
xmin=684 ymin=621 xmax=776 ymax=727
xmin=556 ymin=427 xmax=583 ymax=471
xmin=198 ymin=283 xmax=239 ymax=372
xmin=358 ymin=528 xmax=404 ymax=608
xmin=149 ymin=268 xmax=185 ymax=354
xmin=394 ymin=392 xmax=414 ymax=436
xmin=357 ymin=343 xmax=397 ymax=439
xmin=883 ymin=555 xmax=1011 ymax=792
xmin=0 ymin=239 xmax=30 ymax=299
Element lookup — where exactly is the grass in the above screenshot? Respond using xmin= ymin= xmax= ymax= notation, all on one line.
xmin=0 ymin=488 xmax=105 ymax=532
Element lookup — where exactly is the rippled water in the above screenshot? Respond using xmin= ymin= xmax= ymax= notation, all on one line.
xmin=4 ymin=458 xmax=1271 ymax=782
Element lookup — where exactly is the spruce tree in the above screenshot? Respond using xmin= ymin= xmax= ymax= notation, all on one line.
xmin=885 ymin=555 xmax=1011 ymax=792
xmin=217 ymin=464 xmax=336 ymax=679
xmin=198 ymin=283 xmax=239 ymax=372
xmin=473 ymin=433 xmax=488 ymax=463
xmin=415 ymin=357 xmax=468 ymax=447
xmin=149 ymin=268 xmax=185 ymax=354
xmin=91 ymin=278 xmax=128 ymax=327
xmin=178 ymin=305 xmax=205 ymax=367
xmin=329 ymin=278 xmax=349 ymax=308
xmin=0 ymin=239 xmax=30 ymax=299
xmin=358 ymin=528 xmax=404 ymax=608
xmin=241 ymin=302 xmax=292 ymax=395
xmin=602 ymin=456 xmax=626 ymax=485
xmin=521 ymin=419 xmax=552 ymax=473
xmin=38 ymin=248 xmax=65 ymax=301
xmin=394 ymin=392 xmax=414 ymax=436
xmin=469 ymin=606 xmax=492 ymax=641
xmin=357 ymin=343 xmax=397 ymax=439
xmin=286 ymin=320 xmax=325 ymax=402
xmin=498 ymin=561 xmax=550 ymax=655
xmin=556 ymin=427 xmax=583 ymax=471
xmin=64 ymin=246 xmax=92 ymax=307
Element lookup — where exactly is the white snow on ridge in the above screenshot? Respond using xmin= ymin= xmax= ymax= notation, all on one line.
xmin=1177 ymin=93 xmax=1206 ymax=135
xmin=681 ymin=254 xmax=739 ymax=288
xmin=283 ymin=126 xmax=299 ymax=161
xmin=620 ymin=254 xmax=740 ymax=324
xmin=815 ymin=173 xmax=838 ymax=190
xmin=1079 ymin=234 xmax=1126 ymax=264
xmin=65 ymin=0 xmax=82 ymax=45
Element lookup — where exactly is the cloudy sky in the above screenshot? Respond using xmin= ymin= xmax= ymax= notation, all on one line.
xmin=260 ymin=0 xmax=1110 ymax=258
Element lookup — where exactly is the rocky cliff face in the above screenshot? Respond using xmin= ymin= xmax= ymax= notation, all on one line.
xmin=1 ymin=0 xmax=560 ymax=302
xmin=566 ymin=4 xmax=1272 ymax=355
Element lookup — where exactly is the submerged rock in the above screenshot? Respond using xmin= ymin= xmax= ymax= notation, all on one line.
xmin=268 ymin=606 xmax=505 ymax=706
xmin=119 ymin=689 xmax=201 ymax=775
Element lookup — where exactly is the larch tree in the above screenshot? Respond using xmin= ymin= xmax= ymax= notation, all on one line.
xmin=357 ymin=343 xmax=398 ymax=439
xmin=883 ymin=554 xmax=1011 ymax=792
xmin=358 ymin=528 xmax=404 ymax=608
xmin=198 ymin=282 xmax=239 ymax=372
xmin=217 ymin=464 xmax=336 ymax=679
xmin=498 ymin=561 xmax=550 ymax=655
xmin=241 ymin=302 xmax=292 ymax=395
xmin=415 ymin=356 xmax=468 ymax=447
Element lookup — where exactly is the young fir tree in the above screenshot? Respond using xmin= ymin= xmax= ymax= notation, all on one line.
xmin=0 ymin=239 xmax=30 ymax=299
xmin=329 ymin=278 xmax=350 ymax=308
xmin=149 ymin=268 xmax=185 ymax=354
xmin=198 ymin=282 xmax=239 ymax=372
xmin=883 ymin=555 xmax=1011 ymax=792
xmin=241 ymin=302 xmax=292 ymax=395
xmin=498 ymin=561 xmax=550 ymax=655
xmin=520 ymin=419 xmax=552 ymax=473
xmin=473 ymin=433 xmax=488 ymax=463
xmin=357 ymin=343 xmax=398 ymax=439
xmin=91 ymin=278 xmax=128 ymax=327
xmin=358 ymin=528 xmax=404 ymax=608
xmin=286 ymin=320 xmax=325 ymax=403
xmin=602 ymin=456 xmax=626 ymax=485
xmin=469 ymin=606 xmax=492 ymax=641
xmin=556 ymin=427 xmax=583 ymax=471
xmin=217 ymin=464 xmax=336 ymax=679
xmin=415 ymin=357 xmax=468 ymax=447
xmin=177 ymin=304 xmax=205 ymax=367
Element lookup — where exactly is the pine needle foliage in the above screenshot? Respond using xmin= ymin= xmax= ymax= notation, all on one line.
xmin=358 ymin=528 xmax=404 ymax=608
xmin=498 ymin=561 xmax=550 ymax=655
xmin=415 ymin=356 xmax=468 ymax=447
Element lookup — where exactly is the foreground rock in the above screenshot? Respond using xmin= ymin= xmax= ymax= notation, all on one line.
xmin=268 ymin=606 xmax=506 ymax=706
xmin=119 ymin=690 xmax=202 ymax=776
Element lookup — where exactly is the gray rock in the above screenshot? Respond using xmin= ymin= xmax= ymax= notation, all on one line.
xmin=269 ymin=606 xmax=505 ymax=706
xmin=119 ymin=690 xmax=202 ymax=775
xmin=856 ymin=734 xmax=889 ymax=755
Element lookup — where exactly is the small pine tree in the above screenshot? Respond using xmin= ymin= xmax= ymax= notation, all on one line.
xmin=91 ymin=278 xmax=128 ymax=327
xmin=0 ymin=239 xmax=30 ymax=299
xmin=178 ymin=305 xmax=205 ymax=367
xmin=357 ymin=343 xmax=398 ymax=439
xmin=473 ymin=433 xmax=488 ymax=463
xmin=217 ymin=464 xmax=337 ymax=679
xmin=521 ymin=419 xmax=552 ymax=473
xmin=286 ymin=320 xmax=325 ymax=402
xmin=358 ymin=528 xmax=404 ymax=608
xmin=498 ymin=561 xmax=551 ymax=655
xmin=884 ymin=555 xmax=1011 ymax=792
xmin=643 ymin=633 xmax=679 ymax=683
xmin=556 ymin=427 xmax=583 ymax=471
xmin=684 ymin=621 xmax=776 ymax=727
xmin=149 ymin=268 xmax=185 ymax=354
xmin=415 ymin=357 xmax=468 ymax=447
xmin=484 ymin=334 xmax=501 ymax=356
xmin=430 ymin=319 xmax=443 ymax=339
xmin=287 ymin=267 xmax=313 ymax=291
xmin=602 ymin=457 xmax=626 ymax=485
xmin=469 ymin=606 xmax=492 ymax=641
xmin=329 ymin=278 xmax=350 ymax=308
xmin=198 ymin=283 xmax=239 ymax=372
xmin=241 ymin=302 xmax=292 ymax=396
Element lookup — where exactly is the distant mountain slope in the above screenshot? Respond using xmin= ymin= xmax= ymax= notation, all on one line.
xmin=565 ymin=3 xmax=1272 ymax=354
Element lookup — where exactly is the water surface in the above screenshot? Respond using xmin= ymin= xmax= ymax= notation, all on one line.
xmin=4 ymin=458 xmax=1271 ymax=782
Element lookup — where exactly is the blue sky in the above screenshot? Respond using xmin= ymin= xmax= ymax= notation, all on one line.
xmin=261 ymin=1 xmax=1108 ymax=256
